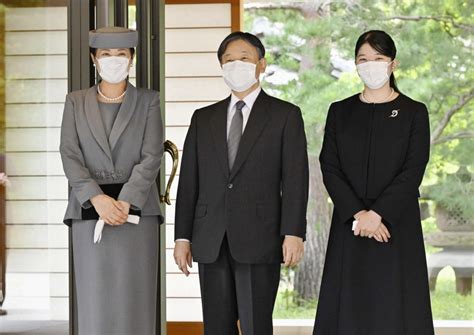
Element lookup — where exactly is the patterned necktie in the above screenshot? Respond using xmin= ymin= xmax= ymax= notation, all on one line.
xmin=228 ymin=100 xmax=245 ymax=171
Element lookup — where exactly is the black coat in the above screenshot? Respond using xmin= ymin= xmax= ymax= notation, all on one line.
xmin=314 ymin=93 xmax=434 ymax=335
xmin=175 ymin=90 xmax=309 ymax=264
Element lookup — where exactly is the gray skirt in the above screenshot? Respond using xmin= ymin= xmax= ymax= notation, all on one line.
xmin=72 ymin=216 xmax=159 ymax=335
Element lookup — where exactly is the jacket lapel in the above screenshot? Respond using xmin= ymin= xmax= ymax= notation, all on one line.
xmin=85 ymin=86 xmax=113 ymax=160
xmin=210 ymin=95 xmax=231 ymax=178
xmin=229 ymin=90 xmax=270 ymax=180
xmin=109 ymin=83 xmax=138 ymax=151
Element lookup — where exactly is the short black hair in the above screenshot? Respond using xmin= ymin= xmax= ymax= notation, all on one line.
xmin=217 ymin=31 xmax=265 ymax=62
xmin=90 ymin=47 xmax=135 ymax=58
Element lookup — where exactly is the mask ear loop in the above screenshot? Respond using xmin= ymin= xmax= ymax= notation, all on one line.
xmin=257 ymin=58 xmax=267 ymax=82
xmin=257 ymin=59 xmax=264 ymax=82
xmin=388 ymin=60 xmax=397 ymax=76
xmin=91 ymin=54 xmax=97 ymax=68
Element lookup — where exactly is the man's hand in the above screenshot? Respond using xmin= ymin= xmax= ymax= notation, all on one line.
xmin=174 ymin=241 xmax=193 ymax=276
xmin=91 ymin=194 xmax=127 ymax=226
xmin=282 ymin=235 xmax=304 ymax=267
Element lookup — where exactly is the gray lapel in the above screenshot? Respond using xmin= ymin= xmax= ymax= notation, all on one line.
xmin=109 ymin=83 xmax=138 ymax=151
xmin=85 ymin=85 xmax=113 ymax=160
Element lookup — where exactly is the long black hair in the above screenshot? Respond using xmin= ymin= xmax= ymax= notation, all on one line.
xmin=355 ymin=30 xmax=400 ymax=92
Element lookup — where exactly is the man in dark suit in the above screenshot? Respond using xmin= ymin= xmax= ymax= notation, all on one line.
xmin=174 ymin=32 xmax=309 ymax=335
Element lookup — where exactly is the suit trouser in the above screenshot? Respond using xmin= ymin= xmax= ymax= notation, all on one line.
xmin=198 ymin=235 xmax=281 ymax=335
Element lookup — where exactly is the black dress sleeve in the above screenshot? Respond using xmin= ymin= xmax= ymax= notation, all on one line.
xmin=319 ymin=103 xmax=366 ymax=223
xmin=370 ymin=103 xmax=430 ymax=225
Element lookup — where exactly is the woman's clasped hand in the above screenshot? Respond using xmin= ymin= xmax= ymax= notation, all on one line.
xmin=353 ymin=210 xmax=391 ymax=243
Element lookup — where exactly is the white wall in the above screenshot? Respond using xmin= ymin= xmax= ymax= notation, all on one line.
xmin=3 ymin=7 xmax=69 ymax=319
xmin=164 ymin=3 xmax=232 ymax=322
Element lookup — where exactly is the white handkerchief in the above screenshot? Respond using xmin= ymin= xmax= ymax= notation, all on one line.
xmin=352 ymin=220 xmax=358 ymax=231
xmin=93 ymin=214 xmax=141 ymax=243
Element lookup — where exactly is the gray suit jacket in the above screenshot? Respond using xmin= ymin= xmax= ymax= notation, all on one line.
xmin=60 ymin=82 xmax=164 ymax=226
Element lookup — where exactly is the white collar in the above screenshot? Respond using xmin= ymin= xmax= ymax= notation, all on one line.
xmin=229 ymin=86 xmax=262 ymax=111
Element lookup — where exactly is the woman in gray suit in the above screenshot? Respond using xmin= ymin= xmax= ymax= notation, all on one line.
xmin=59 ymin=27 xmax=164 ymax=335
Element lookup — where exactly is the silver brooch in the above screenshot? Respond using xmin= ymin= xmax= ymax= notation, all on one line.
xmin=389 ymin=109 xmax=399 ymax=118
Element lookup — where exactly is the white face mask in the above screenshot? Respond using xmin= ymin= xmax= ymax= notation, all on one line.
xmin=97 ymin=56 xmax=131 ymax=84
xmin=356 ymin=61 xmax=392 ymax=89
xmin=222 ymin=60 xmax=258 ymax=92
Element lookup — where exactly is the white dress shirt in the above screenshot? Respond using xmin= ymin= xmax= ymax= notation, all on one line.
xmin=226 ymin=86 xmax=261 ymax=138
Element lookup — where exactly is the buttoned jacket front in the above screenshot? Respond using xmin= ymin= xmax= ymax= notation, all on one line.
xmin=60 ymin=82 xmax=164 ymax=225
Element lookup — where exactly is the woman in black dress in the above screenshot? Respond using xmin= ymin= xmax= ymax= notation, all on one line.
xmin=314 ymin=30 xmax=434 ymax=335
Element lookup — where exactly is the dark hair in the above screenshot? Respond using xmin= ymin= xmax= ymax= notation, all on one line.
xmin=355 ymin=30 xmax=400 ymax=92
xmin=90 ymin=47 xmax=135 ymax=58
xmin=217 ymin=31 xmax=265 ymax=62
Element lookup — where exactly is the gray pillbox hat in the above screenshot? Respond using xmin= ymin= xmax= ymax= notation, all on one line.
xmin=89 ymin=26 xmax=138 ymax=48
